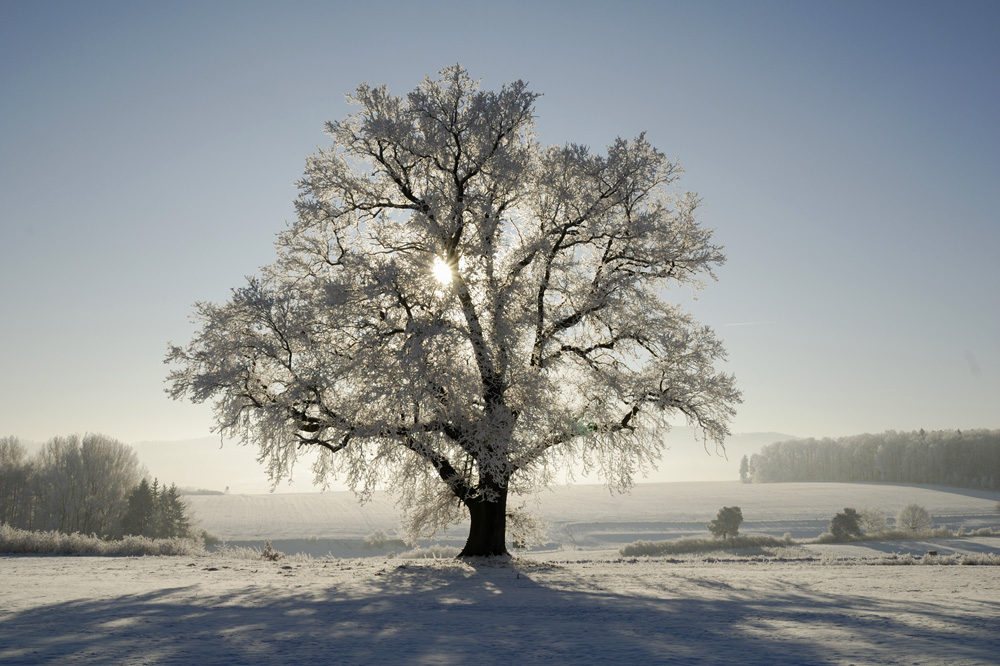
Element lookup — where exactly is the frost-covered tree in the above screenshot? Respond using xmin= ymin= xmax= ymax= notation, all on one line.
xmin=896 ymin=503 xmax=933 ymax=532
xmin=29 ymin=434 xmax=144 ymax=537
xmin=858 ymin=507 xmax=889 ymax=534
xmin=0 ymin=437 xmax=33 ymax=529
xmin=166 ymin=66 xmax=740 ymax=557
xmin=156 ymin=483 xmax=191 ymax=539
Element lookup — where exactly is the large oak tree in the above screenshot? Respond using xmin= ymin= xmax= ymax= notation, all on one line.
xmin=167 ymin=66 xmax=740 ymax=556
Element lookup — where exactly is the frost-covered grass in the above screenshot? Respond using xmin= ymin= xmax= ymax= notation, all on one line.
xmin=397 ymin=544 xmax=463 ymax=559
xmin=204 ymin=536 xmax=462 ymax=562
xmin=814 ymin=526 xmax=999 ymax=544
xmin=619 ymin=533 xmax=794 ymax=557
xmin=0 ymin=524 xmax=204 ymax=556
xmin=620 ymin=525 xmax=1000 ymax=558
xmin=821 ymin=552 xmax=1000 ymax=565
xmin=815 ymin=526 xmax=952 ymax=544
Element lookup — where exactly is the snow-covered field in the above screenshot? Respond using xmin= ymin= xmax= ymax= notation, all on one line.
xmin=184 ymin=481 xmax=1000 ymax=558
xmin=3 ymin=482 xmax=999 ymax=665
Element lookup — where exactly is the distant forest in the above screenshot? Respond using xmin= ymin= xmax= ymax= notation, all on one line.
xmin=0 ymin=434 xmax=193 ymax=540
xmin=746 ymin=429 xmax=1000 ymax=491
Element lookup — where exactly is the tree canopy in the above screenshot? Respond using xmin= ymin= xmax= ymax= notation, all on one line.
xmin=166 ymin=66 xmax=740 ymax=556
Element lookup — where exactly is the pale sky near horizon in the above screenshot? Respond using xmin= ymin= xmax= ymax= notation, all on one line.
xmin=2 ymin=0 xmax=998 ymax=467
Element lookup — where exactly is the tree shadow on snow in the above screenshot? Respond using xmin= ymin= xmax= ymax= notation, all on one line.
xmin=1 ymin=559 xmax=997 ymax=665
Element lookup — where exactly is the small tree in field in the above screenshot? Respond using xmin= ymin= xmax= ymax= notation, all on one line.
xmin=167 ymin=66 xmax=740 ymax=557
xmin=896 ymin=503 xmax=933 ymax=532
xmin=829 ymin=507 xmax=863 ymax=541
xmin=708 ymin=506 xmax=743 ymax=539
xmin=859 ymin=507 xmax=889 ymax=534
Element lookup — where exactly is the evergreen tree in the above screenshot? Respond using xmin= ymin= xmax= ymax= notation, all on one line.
xmin=122 ymin=478 xmax=155 ymax=537
xmin=157 ymin=484 xmax=191 ymax=538
xmin=708 ymin=506 xmax=743 ymax=539
xmin=830 ymin=508 xmax=862 ymax=541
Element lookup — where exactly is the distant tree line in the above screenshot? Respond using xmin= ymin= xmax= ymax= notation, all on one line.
xmin=0 ymin=434 xmax=193 ymax=539
xmin=747 ymin=429 xmax=1000 ymax=491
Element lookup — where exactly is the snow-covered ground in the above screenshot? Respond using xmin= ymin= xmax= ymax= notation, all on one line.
xmin=2 ymin=482 xmax=999 ymax=665
xmin=2 ymin=554 xmax=998 ymax=665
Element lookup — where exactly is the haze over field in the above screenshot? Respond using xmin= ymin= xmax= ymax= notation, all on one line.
xmin=126 ymin=431 xmax=791 ymax=494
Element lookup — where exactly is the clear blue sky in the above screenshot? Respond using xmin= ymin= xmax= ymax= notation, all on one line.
xmin=3 ymin=0 xmax=998 ymax=451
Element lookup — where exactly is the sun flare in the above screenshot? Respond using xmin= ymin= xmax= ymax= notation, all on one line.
xmin=431 ymin=256 xmax=452 ymax=285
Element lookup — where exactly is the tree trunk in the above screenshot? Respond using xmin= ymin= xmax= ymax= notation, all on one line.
xmin=458 ymin=485 xmax=509 ymax=557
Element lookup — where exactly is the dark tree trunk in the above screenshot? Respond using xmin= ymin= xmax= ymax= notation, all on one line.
xmin=458 ymin=484 xmax=509 ymax=557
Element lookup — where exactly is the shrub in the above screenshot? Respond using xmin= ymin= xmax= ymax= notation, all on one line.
xmin=261 ymin=539 xmax=284 ymax=561
xmin=363 ymin=529 xmax=390 ymax=549
xmin=896 ymin=504 xmax=933 ymax=532
xmin=0 ymin=523 xmax=203 ymax=556
xmin=201 ymin=530 xmax=221 ymax=547
xmin=620 ymin=533 xmax=793 ymax=557
xmin=708 ymin=506 xmax=743 ymax=539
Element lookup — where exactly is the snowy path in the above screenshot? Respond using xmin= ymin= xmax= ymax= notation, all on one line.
xmin=1 ymin=555 xmax=997 ymax=665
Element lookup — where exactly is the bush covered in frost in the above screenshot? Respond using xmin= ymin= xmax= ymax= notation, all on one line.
xmin=0 ymin=523 xmax=204 ymax=556
xmin=896 ymin=504 xmax=934 ymax=532
xmin=620 ymin=533 xmax=794 ymax=557
xmin=815 ymin=525 xmax=954 ymax=544
xmin=859 ymin=507 xmax=889 ymax=534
